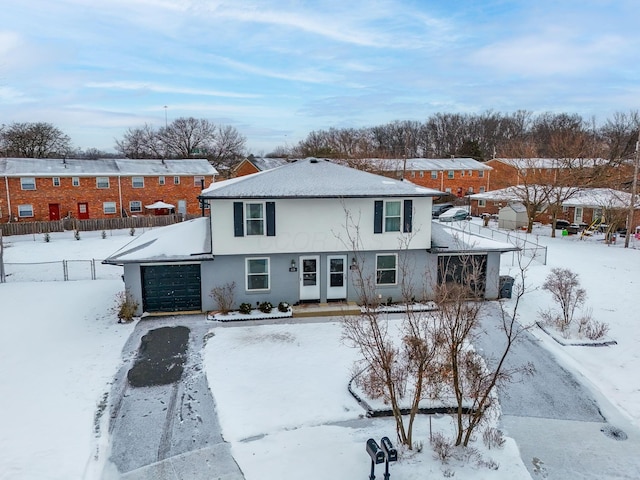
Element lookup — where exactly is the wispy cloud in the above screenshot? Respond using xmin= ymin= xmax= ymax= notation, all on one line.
xmin=84 ymin=81 xmax=261 ymax=99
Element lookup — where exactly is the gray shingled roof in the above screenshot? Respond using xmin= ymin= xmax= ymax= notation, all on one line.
xmin=366 ymin=157 xmax=492 ymax=171
xmin=250 ymin=157 xmax=290 ymax=171
xmin=201 ymin=157 xmax=443 ymax=199
xmin=0 ymin=158 xmax=218 ymax=176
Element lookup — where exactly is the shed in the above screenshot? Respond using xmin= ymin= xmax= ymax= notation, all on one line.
xmin=498 ymin=202 xmax=528 ymax=230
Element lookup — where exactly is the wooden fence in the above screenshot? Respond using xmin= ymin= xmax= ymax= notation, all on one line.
xmin=0 ymin=214 xmax=184 ymax=236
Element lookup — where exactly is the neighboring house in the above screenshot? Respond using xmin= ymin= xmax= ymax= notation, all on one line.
xmin=232 ymin=157 xmax=290 ymax=177
xmin=0 ymin=158 xmax=217 ymax=222
xmin=368 ymin=157 xmax=492 ymax=198
xmin=105 ymin=158 xmax=518 ymax=315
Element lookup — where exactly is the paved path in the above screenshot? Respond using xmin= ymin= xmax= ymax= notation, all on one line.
xmin=102 ymin=316 xmax=244 ymax=480
xmin=475 ymin=304 xmax=640 ymax=479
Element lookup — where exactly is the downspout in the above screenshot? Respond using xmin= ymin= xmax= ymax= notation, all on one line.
xmin=4 ymin=176 xmax=11 ymax=222
xmin=440 ymin=171 xmax=444 ymax=192
xmin=118 ymin=176 xmax=123 ymax=217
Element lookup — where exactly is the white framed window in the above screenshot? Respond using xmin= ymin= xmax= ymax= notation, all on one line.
xmin=96 ymin=177 xmax=110 ymax=189
xmin=130 ymin=201 xmax=142 ymax=213
xmin=18 ymin=204 xmax=34 ymax=217
xmin=72 ymin=177 xmax=80 ymax=187
xmin=20 ymin=177 xmax=36 ymax=190
xmin=194 ymin=176 xmax=204 ymax=187
xmin=246 ymin=257 xmax=270 ymax=291
xmin=174 ymin=176 xmax=180 ymax=185
xmin=445 ymin=187 xmax=452 ymax=193
xmin=52 ymin=177 xmax=60 ymax=187
xmin=376 ymin=254 xmax=397 ymax=285
xmin=103 ymin=202 xmax=117 ymax=214
xmin=159 ymin=176 xmax=165 ymax=185
xmin=431 ymin=171 xmax=438 ymax=179
xmin=468 ymin=186 xmax=474 ymax=193
xmin=478 ymin=199 xmax=486 ymax=207
xmin=461 ymin=170 xmax=465 ymax=177
xmin=447 ymin=170 xmax=454 ymax=179
xmin=479 ymin=186 xmax=485 ymax=193
xmin=419 ymin=171 xmax=424 ymax=178
xmin=245 ymin=203 xmax=264 ymax=235
xmin=468 ymin=170 xmax=473 ymax=176
xmin=410 ymin=171 xmax=415 ymax=178
xmin=478 ymin=170 xmax=484 ymax=178
xmin=132 ymin=177 xmax=144 ymax=188
xmin=384 ymin=201 xmax=401 ymax=232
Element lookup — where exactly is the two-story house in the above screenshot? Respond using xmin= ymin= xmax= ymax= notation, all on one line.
xmin=0 ymin=158 xmax=217 ymax=222
xmin=104 ymin=158 xmax=517 ymax=314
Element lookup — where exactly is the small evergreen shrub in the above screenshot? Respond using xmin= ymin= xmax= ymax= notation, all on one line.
xmin=101 ymin=230 xmax=107 ymax=239
xmin=278 ymin=301 xmax=290 ymax=313
xmin=259 ymin=301 xmax=273 ymax=313
xmin=129 ymin=227 xmax=135 ymax=236
xmin=43 ymin=232 xmax=50 ymax=242
xmin=239 ymin=302 xmax=253 ymax=315
xmin=74 ymin=230 xmax=81 ymax=240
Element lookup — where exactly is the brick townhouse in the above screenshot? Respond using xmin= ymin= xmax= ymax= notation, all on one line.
xmin=0 ymin=158 xmax=217 ymax=222
xmin=371 ymin=157 xmax=493 ymax=198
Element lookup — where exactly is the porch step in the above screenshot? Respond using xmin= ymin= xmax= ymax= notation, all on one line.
xmin=292 ymin=301 xmax=360 ymax=318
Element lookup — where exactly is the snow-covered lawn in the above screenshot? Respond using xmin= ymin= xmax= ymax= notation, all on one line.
xmin=1 ymin=223 xmax=639 ymax=479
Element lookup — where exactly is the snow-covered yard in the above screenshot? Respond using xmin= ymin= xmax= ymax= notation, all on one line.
xmin=0 ymin=224 xmax=639 ymax=479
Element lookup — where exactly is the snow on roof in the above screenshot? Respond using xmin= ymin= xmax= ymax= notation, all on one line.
xmin=430 ymin=223 xmax=519 ymax=253
xmin=469 ymin=186 xmax=536 ymax=201
xmin=561 ymin=188 xmax=638 ymax=208
xmin=0 ymin=158 xmax=218 ymax=176
xmin=491 ymin=158 xmax=607 ymax=169
xmin=250 ymin=157 xmax=290 ymax=171
xmin=201 ymin=157 xmax=443 ymax=199
xmin=366 ymin=157 xmax=492 ymax=171
xmin=103 ymin=217 xmax=212 ymax=264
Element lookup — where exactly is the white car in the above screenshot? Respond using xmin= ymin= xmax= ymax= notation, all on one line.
xmin=438 ymin=207 xmax=471 ymax=222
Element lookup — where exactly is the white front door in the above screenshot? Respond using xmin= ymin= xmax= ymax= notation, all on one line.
xmin=178 ymin=200 xmax=187 ymax=218
xmin=299 ymin=255 xmax=320 ymax=301
xmin=327 ymin=255 xmax=347 ymax=300
xmin=574 ymin=207 xmax=583 ymax=224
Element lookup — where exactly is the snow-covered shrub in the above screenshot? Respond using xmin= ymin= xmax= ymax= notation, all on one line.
xmin=101 ymin=230 xmax=107 ymax=239
xmin=113 ymin=290 xmax=138 ymax=323
xmin=259 ymin=301 xmax=273 ymax=313
xmin=74 ymin=230 xmax=81 ymax=240
xmin=129 ymin=227 xmax=135 ymax=236
xmin=431 ymin=432 xmax=454 ymax=464
xmin=211 ymin=281 xmax=236 ymax=315
xmin=278 ymin=301 xmax=290 ymax=313
xmin=239 ymin=302 xmax=252 ymax=315
xmin=43 ymin=232 xmax=50 ymax=242
xmin=585 ymin=320 xmax=610 ymax=340
xmin=482 ymin=427 xmax=506 ymax=450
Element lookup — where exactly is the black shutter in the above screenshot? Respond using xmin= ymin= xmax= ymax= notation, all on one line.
xmin=233 ymin=202 xmax=244 ymax=237
xmin=374 ymin=200 xmax=383 ymax=233
xmin=403 ymin=199 xmax=413 ymax=233
xmin=266 ymin=202 xmax=276 ymax=236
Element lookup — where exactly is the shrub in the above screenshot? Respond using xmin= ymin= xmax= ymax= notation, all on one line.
xmin=74 ymin=230 xmax=81 ymax=240
xmin=259 ymin=301 xmax=273 ymax=313
xmin=482 ymin=428 xmax=506 ymax=450
xmin=431 ymin=432 xmax=454 ymax=464
xmin=113 ymin=290 xmax=139 ymax=323
xmin=43 ymin=232 xmax=50 ymax=242
xmin=239 ymin=302 xmax=253 ymax=315
xmin=101 ymin=230 xmax=107 ymax=239
xmin=278 ymin=301 xmax=290 ymax=313
xmin=129 ymin=227 xmax=136 ymax=236
xmin=211 ymin=282 xmax=236 ymax=315
xmin=585 ymin=320 xmax=610 ymax=340
xmin=542 ymin=268 xmax=586 ymax=332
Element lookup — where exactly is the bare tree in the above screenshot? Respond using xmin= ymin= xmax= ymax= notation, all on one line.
xmin=158 ymin=117 xmax=216 ymax=158
xmin=207 ymin=124 xmax=247 ymax=171
xmin=114 ymin=124 xmax=163 ymax=158
xmin=1 ymin=122 xmax=71 ymax=158
xmin=541 ymin=268 xmax=586 ymax=333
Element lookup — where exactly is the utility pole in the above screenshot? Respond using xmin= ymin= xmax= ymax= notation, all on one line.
xmin=163 ymin=106 xmax=168 ymax=128
xmin=624 ymin=130 xmax=639 ymax=248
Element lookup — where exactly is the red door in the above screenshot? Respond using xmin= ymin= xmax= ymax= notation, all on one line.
xmin=77 ymin=202 xmax=89 ymax=219
xmin=48 ymin=203 xmax=60 ymax=221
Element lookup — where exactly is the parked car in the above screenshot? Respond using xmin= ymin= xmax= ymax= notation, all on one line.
xmin=554 ymin=219 xmax=571 ymax=229
xmin=432 ymin=202 xmax=454 ymax=218
xmin=438 ymin=207 xmax=471 ymax=222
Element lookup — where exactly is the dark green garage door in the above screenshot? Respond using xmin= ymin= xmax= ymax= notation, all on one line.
xmin=141 ymin=264 xmax=202 ymax=313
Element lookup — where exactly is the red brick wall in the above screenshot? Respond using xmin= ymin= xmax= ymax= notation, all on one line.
xmin=232 ymin=161 xmax=259 ymax=178
xmin=403 ymin=169 xmax=491 ymax=197
xmin=0 ymin=174 xmax=214 ymax=222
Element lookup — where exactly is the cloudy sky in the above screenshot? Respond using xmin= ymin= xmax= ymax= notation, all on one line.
xmin=1 ymin=0 xmax=638 ymax=155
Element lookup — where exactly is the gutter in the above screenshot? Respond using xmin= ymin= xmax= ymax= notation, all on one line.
xmin=4 ymin=176 xmax=11 ymax=222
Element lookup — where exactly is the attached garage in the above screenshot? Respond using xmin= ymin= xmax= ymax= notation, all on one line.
xmin=141 ymin=264 xmax=202 ymax=313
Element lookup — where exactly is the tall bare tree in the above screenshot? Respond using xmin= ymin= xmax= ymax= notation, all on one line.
xmin=114 ymin=124 xmax=163 ymax=158
xmin=1 ymin=122 xmax=71 ymax=158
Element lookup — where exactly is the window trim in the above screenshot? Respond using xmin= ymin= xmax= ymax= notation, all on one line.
xmin=18 ymin=204 xmax=34 ymax=218
xmin=376 ymin=253 xmax=398 ymax=286
xmin=478 ymin=199 xmax=486 ymax=207
xmin=103 ymin=201 xmax=117 ymax=214
xmin=132 ymin=176 xmax=144 ymax=188
xmin=52 ymin=177 xmax=61 ymax=187
xmin=72 ymin=177 xmax=80 ymax=187
xmin=383 ymin=200 xmax=402 ymax=233
xmin=245 ymin=202 xmax=265 ymax=236
xmin=96 ymin=177 xmax=110 ymax=189
xmin=129 ymin=200 xmax=142 ymax=213
xmin=158 ymin=176 xmax=165 ymax=186
xmin=194 ymin=176 xmax=205 ymax=187
xmin=447 ymin=170 xmax=455 ymax=179
xmin=431 ymin=171 xmax=438 ymax=179
xmin=478 ymin=170 xmax=484 ymax=178
xmin=245 ymin=257 xmax=270 ymax=291
xmin=174 ymin=176 xmax=180 ymax=185
xmin=20 ymin=177 xmax=36 ymax=191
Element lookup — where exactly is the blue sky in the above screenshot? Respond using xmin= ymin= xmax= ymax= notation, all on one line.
xmin=1 ymin=0 xmax=639 ymax=155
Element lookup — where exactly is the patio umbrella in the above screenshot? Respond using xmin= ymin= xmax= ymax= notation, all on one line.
xmin=145 ymin=201 xmax=175 ymax=209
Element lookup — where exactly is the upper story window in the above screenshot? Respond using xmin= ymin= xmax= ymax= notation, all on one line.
xmin=174 ymin=176 xmax=180 ymax=185
xmin=384 ymin=201 xmax=401 ymax=232
xmin=410 ymin=171 xmax=415 ymax=178
xmin=431 ymin=171 xmax=438 ymax=179
xmin=72 ymin=177 xmax=80 ymax=187
xmin=419 ymin=171 xmax=424 ymax=178
xmin=20 ymin=177 xmax=36 ymax=190
xmin=96 ymin=177 xmax=110 ymax=189
xmin=233 ymin=201 xmax=276 ymax=237
xmin=130 ymin=201 xmax=142 ymax=213
xmin=132 ymin=177 xmax=144 ymax=188
xmin=52 ymin=177 xmax=61 ymax=187
xmin=447 ymin=170 xmax=454 ymax=179
xmin=159 ymin=176 xmax=165 ymax=186
xmin=468 ymin=170 xmax=473 ymax=176
xmin=479 ymin=186 xmax=485 ymax=193
xmin=246 ymin=203 xmax=265 ymax=235
xmin=460 ymin=170 xmax=465 ymax=177
xmin=103 ymin=202 xmax=117 ymax=214
xmin=18 ymin=204 xmax=34 ymax=217
xmin=478 ymin=170 xmax=484 ymax=178
xmin=246 ymin=257 xmax=270 ymax=291
xmin=194 ymin=176 xmax=205 ymax=187
xmin=376 ymin=254 xmax=397 ymax=285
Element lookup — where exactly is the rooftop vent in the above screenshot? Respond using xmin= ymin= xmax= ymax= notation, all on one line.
xmin=310 ymin=158 xmax=318 ymax=163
